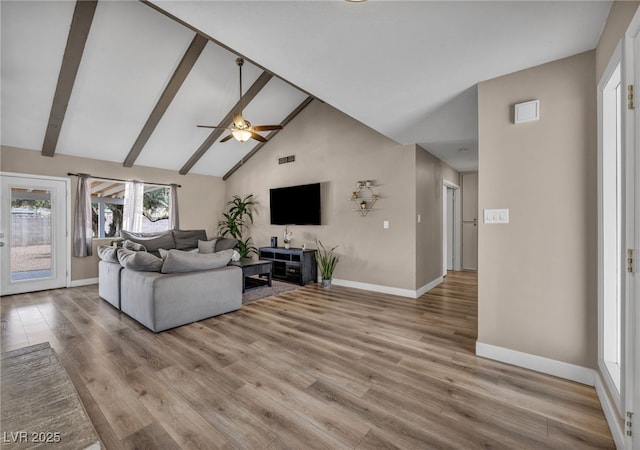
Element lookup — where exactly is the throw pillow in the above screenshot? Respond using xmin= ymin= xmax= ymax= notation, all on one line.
xmin=198 ymin=239 xmax=217 ymax=254
xmin=159 ymin=248 xmax=197 ymax=259
xmin=120 ymin=230 xmax=175 ymax=253
xmin=97 ymin=245 xmax=119 ymax=263
xmin=122 ymin=240 xmax=147 ymax=252
xmin=214 ymin=237 xmax=238 ymax=252
xmin=173 ymin=229 xmax=208 ymax=250
xmin=117 ymin=248 xmax=163 ymax=272
xmin=161 ymin=249 xmax=234 ymax=274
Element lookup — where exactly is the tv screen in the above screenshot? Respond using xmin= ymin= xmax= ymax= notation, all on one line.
xmin=270 ymin=183 xmax=321 ymax=225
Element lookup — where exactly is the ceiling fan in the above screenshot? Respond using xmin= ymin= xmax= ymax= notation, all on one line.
xmin=197 ymin=57 xmax=282 ymax=143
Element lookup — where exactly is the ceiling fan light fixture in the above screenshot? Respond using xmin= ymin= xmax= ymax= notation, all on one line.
xmin=232 ymin=129 xmax=252 ymax=142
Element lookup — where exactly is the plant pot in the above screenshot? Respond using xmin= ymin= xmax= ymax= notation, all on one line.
xmin=322 ymin=279 xmax=332 ymax=288
xmin=284 ymin=243 xmax=290 ymax=249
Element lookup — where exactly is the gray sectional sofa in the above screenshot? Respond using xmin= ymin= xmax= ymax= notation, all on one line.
xmin=98 ymin=229 xmax=242 ymax=332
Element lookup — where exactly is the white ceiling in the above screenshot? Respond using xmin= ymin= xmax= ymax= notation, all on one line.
xmin=1 ymin=1 xmax=612 ymax=175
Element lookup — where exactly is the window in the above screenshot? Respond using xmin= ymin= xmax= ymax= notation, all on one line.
xmin=141 ymin=186 xmax=170 ymax=233
xmin=90 ymin=180 xmax=171 ymax=238
xmin=90 ymin=181 xmax=125 ymax=238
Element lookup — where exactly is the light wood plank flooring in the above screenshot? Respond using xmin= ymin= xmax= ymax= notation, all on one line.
xmin=1 ymin=272 xmax=613 ymax=449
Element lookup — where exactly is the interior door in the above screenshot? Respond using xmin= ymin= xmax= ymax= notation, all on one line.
xmin=627 ymin=18 xmax=640 ymax=448
xmin=462 ymin=172 xmax=478 ymax=271
xmin=0 ymin=174 xmax=69 ymax=295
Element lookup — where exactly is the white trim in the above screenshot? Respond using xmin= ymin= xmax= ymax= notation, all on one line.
xmin=595 ymin=371 xmax=626 ymax=449
xmin=69 ymin=277 xmax=98 ymax=287
xmin=0 ymin=171 xmax=71 ymax=183
xmin=475 ymin=341 xmax=595 ymax=386
xmin=332 ymin=276 xmax=443 ymax=299
xmin=416 ymin=276 xmax=444 ymax=298
xmin=625 ymin=11 xmax=640 ymax=449
xmin=597 ymin=39 xmax=625 ymax=416
xmin=0 ymin=172 xmax=71 ymax=295
xmin=442 ymin=180 xmax=461 ymax=275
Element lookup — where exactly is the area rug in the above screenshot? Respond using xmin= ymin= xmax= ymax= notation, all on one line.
xmin=242 ymin=278 xmax=301 ymax=305
xmin=1 ymin=342 xmax=101 ymax=449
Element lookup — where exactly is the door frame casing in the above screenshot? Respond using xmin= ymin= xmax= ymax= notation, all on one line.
xmin=1 ymin=172 xmax=71 ymax=294
xmin=442 ymin=180 xmax=461 ymax=276
xmin=595 ymin=8 xmax=640 ymax=448
xmin=624 ymin=11 xmax=640 ymax=448
xmin=596 ymin=38 xmax=624 ymax=418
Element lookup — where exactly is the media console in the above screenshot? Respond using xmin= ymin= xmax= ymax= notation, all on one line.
xmin=258 ymin=247 xmax=317 ymax=286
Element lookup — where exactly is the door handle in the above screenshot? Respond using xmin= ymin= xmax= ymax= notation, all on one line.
xmin=0 ymin=242 xmax=4 ymax=247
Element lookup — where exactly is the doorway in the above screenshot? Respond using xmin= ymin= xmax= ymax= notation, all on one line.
xmin=596 ymin=12 xmax=639 ymax=448
xmin=1 ymin=173 xmax=70 ymax=295
xmin=442 ymin=180 xmax=461 ymax=276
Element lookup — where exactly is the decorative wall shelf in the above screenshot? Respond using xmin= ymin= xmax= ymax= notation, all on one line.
xmin=351 ymin=181 xmax=378 ymax=217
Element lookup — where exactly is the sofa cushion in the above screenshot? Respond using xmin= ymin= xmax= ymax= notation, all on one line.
xmin=158 ymin=247 xmax=197 ymax=259
xmin=122 ymin=240 xmax=147 ymax=252
xmin=117 ymin=248 xmax=163 ymax=272
xmin=161 ymin=249 xmax=234 ymax=274
xmin=214 ymin=237 xmax=238 ymax=252
xmin=97 ymin=245 xmax=119 ymax=264
xmin=173 ymin=229 xmax=207 ymax=250
xmin=120 ymin=230 xmax=175 ymax=253
xmin=198 ymin=239 xmax=217 ymax=254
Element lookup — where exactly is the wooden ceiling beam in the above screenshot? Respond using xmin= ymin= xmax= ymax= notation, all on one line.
xmin=139 ymin=0 xmax=316 ymax=100
xmin=222 ymin=96 xmax=314 ymax=181
xmin=123 ymin=33 xmax=208 ymax=167
xmin=179 ymin=71 xmax=273 ymax=175
xmin=42 ymin=0 xmax=98 ymax=157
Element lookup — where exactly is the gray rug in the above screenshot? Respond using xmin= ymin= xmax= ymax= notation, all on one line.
xmin=242 ymin=279 xmax=301 ymax=305
xmin=1 ymin=342 xmax=101 ymax=449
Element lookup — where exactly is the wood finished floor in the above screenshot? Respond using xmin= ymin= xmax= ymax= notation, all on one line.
xmin=1 ymin=272 xmax=613 ymax=449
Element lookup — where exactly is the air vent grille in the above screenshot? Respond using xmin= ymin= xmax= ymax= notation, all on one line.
xmin=278 ymin=155 xmax=296 ymax=165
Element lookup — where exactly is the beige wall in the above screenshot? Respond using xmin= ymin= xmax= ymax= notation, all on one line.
xmin=1 ymin=146 xmax=225 ymax=281
xmin=415 ymin=147 xmax=460 ymax=288
xmin=440 ymin=161 xmax=460 ymax=187
xmin=225 ymin=100 xmax=423 ymax=291
xmin=595 ymin=1 xmax=639 ymax=82
xmin=477 ymin=51 xmax=597 ymax=367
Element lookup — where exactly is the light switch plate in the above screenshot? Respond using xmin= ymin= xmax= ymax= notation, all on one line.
xmin=484 ymin=209 xmax=509 ymax=224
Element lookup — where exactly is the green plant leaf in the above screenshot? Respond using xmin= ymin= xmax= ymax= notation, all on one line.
xmin=315 ymin=239 xmax=339 ymax=280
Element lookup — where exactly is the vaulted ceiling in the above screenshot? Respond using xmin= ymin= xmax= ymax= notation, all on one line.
xmin=1 ymin=1 xmax=612 ymax=176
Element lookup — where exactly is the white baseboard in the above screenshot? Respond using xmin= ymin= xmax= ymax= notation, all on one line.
xmin=69 ymin=277 xmax=98 ymax=287
xmin=416 ymin=276 xmax=443 ymax=298
xmin=331 ymin=276 xmax=442 ymax=299
xmin=594 ymin=372 xmax=625 ymax=449
xmin=475 ymin=341 xmax=595 ymax=386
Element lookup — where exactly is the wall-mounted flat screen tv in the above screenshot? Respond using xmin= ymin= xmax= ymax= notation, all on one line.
xmin=270 ymin=183 xmax=321 ymax=225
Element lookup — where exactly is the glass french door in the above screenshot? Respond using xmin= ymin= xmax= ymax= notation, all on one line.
xmin=0 ymin=174 xmax=69 ymax=295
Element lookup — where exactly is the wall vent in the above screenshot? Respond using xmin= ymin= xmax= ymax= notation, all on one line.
xmin=278 ymin=155 xmax=296 ymax=165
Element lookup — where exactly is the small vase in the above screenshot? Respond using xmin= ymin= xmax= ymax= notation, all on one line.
xmin=284 ymin=242 xmax=290 ymax=249
xmin=322 ymin=279 xmax=332 ymax=288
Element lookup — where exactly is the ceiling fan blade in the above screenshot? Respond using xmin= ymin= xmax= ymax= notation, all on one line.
xmin=220 ymin=134 xmax=234 ymax=143
xmin=233 ymin=114 xmax=246 ymax=128
xmin=251 ymin=125 xmax=283 ymax=132
xmin=197 ymin=125 xmax=229 ymax=129
xmin=250 ymin=132 xmax=268 ymax=143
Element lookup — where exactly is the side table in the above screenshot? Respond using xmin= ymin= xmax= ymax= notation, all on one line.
xmin=230 ymin=259 xmax=273 ymax=293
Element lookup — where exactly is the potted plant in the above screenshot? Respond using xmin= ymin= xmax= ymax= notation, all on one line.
xmin=218 ymin=194 xmax=257 ymax=259
xmin=315 ymin=240 xmax=339 ymax=288
xmin=283 ymin=227 xmax=293 ymax=249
